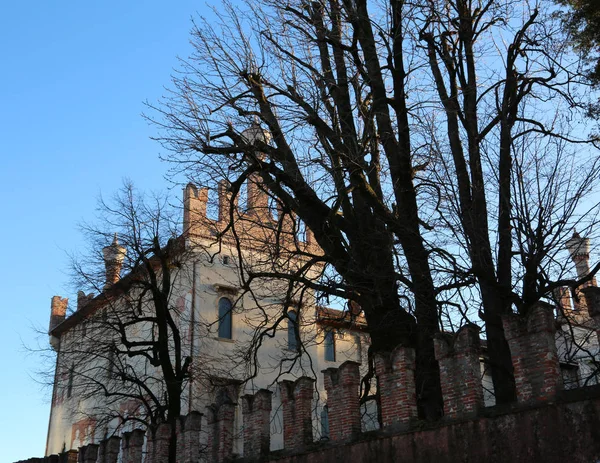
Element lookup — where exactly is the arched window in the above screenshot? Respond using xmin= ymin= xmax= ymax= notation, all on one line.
xmin=288 ymin=310 xmax=298 ymax=351
xmin=324 ymin=330 xmax=335 ymax=361
xmin=218 ymin=297 xmax=233 ymax=339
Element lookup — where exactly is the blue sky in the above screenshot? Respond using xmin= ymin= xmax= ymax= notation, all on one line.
xmin=0 ymin=2 xmax=213 ymax=460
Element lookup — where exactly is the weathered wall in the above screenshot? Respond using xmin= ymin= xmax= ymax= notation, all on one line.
xmin=17 ymin=378 xmax=600 ymax=463
xmin=262 ymin=386 xmax=600 ymax=463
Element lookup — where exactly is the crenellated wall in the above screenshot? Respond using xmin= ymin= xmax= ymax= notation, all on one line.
xmin=33 ymin=226 xmax=600 ymax=463
xmin=20 ymin=381 xmax=600 ymax=463
xmin=373 ymin=347 xmax=417 ymax=428
xmin=502 ymin=303 xmax=563 ymax=403
xmin=434 ymin=324 xmax=484 ymax=418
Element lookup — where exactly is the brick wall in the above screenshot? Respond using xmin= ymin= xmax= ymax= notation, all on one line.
xmin=176 ymin=411 xmax=202 ymax=463
xmin=206 ymin=390 xmax=237 ymax=463
xmin=18 ymin=387 xmax=600 ymax=463
xmin=503 ymin=303 xmax=563 ymax=403
xmin=279 ymin=377 xmax=315 ymax=450
xmin=145 ymin=424 xmax=169 ymax=463
xmin=262 ymin=386 xmax=600 ymax=463
xmin=242 ymin=389 xmax=272 ymax=458
xmin=434 ymin=324 xmax=484 ymax=417
xmin=374 ymin=346 xmax=418 ymax=428
xmin=323 ymin=361 xmax=361 ymax=443
xmin=120 ymin=429 xmax=144 ymax=463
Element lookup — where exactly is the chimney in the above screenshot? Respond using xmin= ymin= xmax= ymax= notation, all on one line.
xmin=102 ymin=234 xmax=126 ymax=288
xmin=553 ymin=287 xmax=572 ymax=311
xmin=566 ymin=231 xmax=591 ymax=280
xmin=49 ymin=295 xmax=68 ymax=332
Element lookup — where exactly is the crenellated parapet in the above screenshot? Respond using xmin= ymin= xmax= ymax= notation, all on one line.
xmin=145 ymin=423 xmax=170 ymax=463
xmin=206 ymin=386 xmax=237 ymax=463
xmin=183 ymin=183 xmax=210 ymax=237
xmin=182 ymin=180 xmax=320 ymax=258
xmin=97 ymin=436 xmax=120 ymax=463
xmin=279 ymin=377 xmax=315 ymax=450
xmin=77 ymin=444 xmax=98 ymax=463
xmin=176 ymin=411 xmax=202 ymax=463
xmin=503 ymin=303 xmax=563 ymax=404
xmin=120 ymin=429 xmax=144 ymax=463
xmin=242 ymin=389 xmax=273 ymax=458
xmin=374 ymin=346 xmax=417 ymax=428
xmin=323 ymin=361 xmax=361 ymax=442
xmin=434 ymin=324 xmax=484 ymax=418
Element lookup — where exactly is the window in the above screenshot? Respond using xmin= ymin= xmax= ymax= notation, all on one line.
xmin=67 ymin=365 xmax=74 ymax=398
xmin=324 ymin=330 xmax=336 ymax=361
xmin=561 ymin=364 xmax=580 ymax=390
xmin=288 ymin=310 xmax=298 ymax=351
xmin=218 ymin=297 xmax=233 ymax=339
xmin=354 ymin=334 xmax=362 ymax=363
xmin=320 ymin=406 xmax=329 ymax=439
xmin=222 ymin=255 xmax=230 ymax=265
xmin=107 ymin=348 xmax=115 ymax=380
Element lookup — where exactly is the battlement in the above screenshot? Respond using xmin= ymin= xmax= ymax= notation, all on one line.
xmin=182 ymin=180 xmax=319 ymax=256
xmin=24 ymin=335 xmax=600 ymax=463
xmin=434 ymin=324 xmax=484 ymax=417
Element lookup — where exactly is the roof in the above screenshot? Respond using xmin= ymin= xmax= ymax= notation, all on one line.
xmin=316 ymin=306 xmax=368 ymax=332
xmin=50 ymin=236 xmax=187 ymax=337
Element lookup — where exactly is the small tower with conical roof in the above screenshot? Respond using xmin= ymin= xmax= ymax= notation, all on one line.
xmin=102 ymin=233 xmax=126 ymax=288
xmin=241 ymin=122 xmax=271 ymax=221
xmin=566 ymin=231 xmax=592 ymax=281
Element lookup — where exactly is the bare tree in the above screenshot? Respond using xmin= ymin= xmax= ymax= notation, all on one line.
xmin=151 ymin=0 xmax=600 ymax=412
xmin=153 ymin=1 xmax=446 ymax=418
xmin=48 ymin=182 xmax=194 ymax=462
xmin=420 ymin=0 xmax=600 ymax=402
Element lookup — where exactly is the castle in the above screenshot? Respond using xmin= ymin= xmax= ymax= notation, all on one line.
xmin=43 ymin=153 xmax=376 ymax=460
xmin=34 ymin=139 xmax=600 ymax=461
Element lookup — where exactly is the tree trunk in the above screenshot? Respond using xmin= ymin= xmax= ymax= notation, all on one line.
xmin=480 ymin=284 xmax=516 ymax=404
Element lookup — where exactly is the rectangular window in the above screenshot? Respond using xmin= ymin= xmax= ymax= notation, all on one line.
xmin=561 ymin=364 xmax=580 ymax=390
xmin=320 ymin=406 xmax=329 ymax=439
xmin=324 ymin=330 xmax=335 ymax=362
xmin=218 ymin=297 xmax=233 ymax=339
xmin=288 ymin=310 xmax=298 ymax=350
xmin=355 ymin=335 xmax=362 ymax=363
xmin=67 ymin=366 xmax=74 ymax=398
xmin=107 ymin=349 xmax=115 ymax=380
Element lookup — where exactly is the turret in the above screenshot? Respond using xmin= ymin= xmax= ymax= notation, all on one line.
xmin=241 ymin=121 xmax=271 ymax=146
xmin=241 ymin=123 xmax=271 ymax=220
xmin=102 ymin=234 xmax=126 ymax=288
xmin=49 ymin=296 xmax=68 ymax=332
xmin=566 ymin=231 xmax=591 ymax=280
xmin=49 ymin=296 xmax=68 ymax=350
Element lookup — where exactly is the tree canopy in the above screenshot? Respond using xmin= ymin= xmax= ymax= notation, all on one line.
xmin=152 ymin=0 xmax=600 ymax=416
